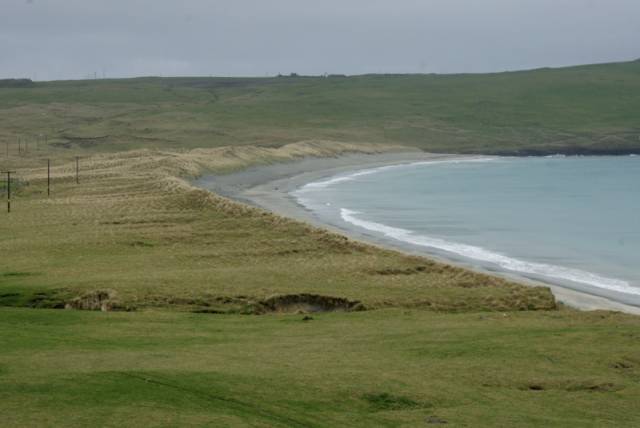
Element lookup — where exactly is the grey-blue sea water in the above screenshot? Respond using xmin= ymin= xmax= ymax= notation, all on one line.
xmin=293 ymin=156 xmax=640 ymax=305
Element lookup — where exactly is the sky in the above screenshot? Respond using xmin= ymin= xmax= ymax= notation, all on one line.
xmin=1 ymin=0 xmax=639 ymax=81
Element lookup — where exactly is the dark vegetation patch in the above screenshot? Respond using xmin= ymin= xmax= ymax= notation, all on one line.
xmin=0 ymin=177 xmax=27 ymax=195
xmin=1 ymin=271 xmax=35 ymax=279
xmin=190 ymin=308 xmax=226 ymax=314
xmin=52 ymin=135 xmax=111 ymax=149
xmin=0 ymin=287 xmax=68 ymax=309
xmin=526 ymin=384 xmax=545 ymax=391
xmin=453 ymin=280 xmax=490 ymax=289
xmin=160 ymin=76 xmax=279 ymax=90
xmin=165 ymin=295 xmax=248 ymax=314
xmin=127 ymin=240 xmax=155 ymax=248
xmin=270 ymin=248 xmax=316 ymax=257
xmin=611 ymin=361 xmax=634 ymax=370
xmin=362 ymin=392 xmax=425 ymax=411
xmin=29 ymin=291 xmax=68 ymax=309
xmin=426 ymin=416 xmax=448 ymax=424
xmin=520 ymin=380 xmax=620 ymax=393
xmin=565 ymin=382 xmax=618 ymax=393
xmin=253 ymin=294 xmax=366 ymax=314
xmin=371 ymin=266 xmax=428 ymax=276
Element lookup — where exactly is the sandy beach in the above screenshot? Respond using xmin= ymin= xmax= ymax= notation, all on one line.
xmin=194 ymin=152 xmax=640 ymax=315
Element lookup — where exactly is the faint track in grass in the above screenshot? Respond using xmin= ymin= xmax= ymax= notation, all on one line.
xmin=117 ymin=371 xmax=316 ymax=427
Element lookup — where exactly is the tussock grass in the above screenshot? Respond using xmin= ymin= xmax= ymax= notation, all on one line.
xmin=1 ymin=141 xmax=554 ymax=312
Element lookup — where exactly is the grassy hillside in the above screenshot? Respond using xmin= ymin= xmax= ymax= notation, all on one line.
xmin=1 ymin=60 xmax=640 ymax=155
xmin=0 ymin=142 xmax=553 ymax=313
xmin=2 ymin=307 xmax=639 ymax=427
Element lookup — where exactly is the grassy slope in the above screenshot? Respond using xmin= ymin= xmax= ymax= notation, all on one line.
xmin=2 ymin=307 xmax=639 ymax=427
xmin=0 ymin=143 xmax=553 ymax=313
xmin=0 ymin=60 xmax=639 ymax=155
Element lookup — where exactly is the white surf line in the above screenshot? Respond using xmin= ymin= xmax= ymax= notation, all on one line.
xmin=340 ymin=208 xmax=640 ymax=297
xmin=294 ymin=156 xmax=500 ymax=192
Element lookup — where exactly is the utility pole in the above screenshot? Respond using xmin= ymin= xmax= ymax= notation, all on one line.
xmin=47 ymin=159 xmax=51 ymax=197
xmin=2 ymin=170 xmax=15 ymax=213
xmin=75 ymin=156 xmax=79 ymax=184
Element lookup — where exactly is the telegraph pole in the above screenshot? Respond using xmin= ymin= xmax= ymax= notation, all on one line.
xmin=75 ymin=156 xmax=79 ymax=184
xmin=2 ymin=170 xmax=15 ymax=213
xmin=47 ymin=159 xmax=51 ymax=197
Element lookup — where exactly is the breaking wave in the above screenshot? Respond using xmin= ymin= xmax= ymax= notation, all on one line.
xmin=296 ymin=157 xmax=499 ymax=192
xmin=340 ymin=208 xmax=639 ymax=296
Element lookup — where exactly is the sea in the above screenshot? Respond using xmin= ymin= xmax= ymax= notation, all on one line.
xmin=293 ymin=155 xmax=640 ymax=306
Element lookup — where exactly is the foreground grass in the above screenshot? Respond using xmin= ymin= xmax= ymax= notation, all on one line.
xmin=1 ymin=307 xmax=639 ymax=427
xmin=1 ymin=60 xmax=640 ymax=155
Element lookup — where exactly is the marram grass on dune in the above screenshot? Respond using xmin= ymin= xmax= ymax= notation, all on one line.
xmin=0 ymin=141 xmax=554 ymax=313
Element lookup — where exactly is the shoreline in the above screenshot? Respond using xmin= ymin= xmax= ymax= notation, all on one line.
xmin=194 ymin=152 xmax=640 ymax=315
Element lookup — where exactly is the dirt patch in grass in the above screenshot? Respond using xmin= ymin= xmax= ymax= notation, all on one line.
xmin=254 ymin=294 xmax=366 ymax=314
xmin=122 ymin=293 xmax=365 ymax=315
xmin=65 ymin=290 xmax=133 ymax=312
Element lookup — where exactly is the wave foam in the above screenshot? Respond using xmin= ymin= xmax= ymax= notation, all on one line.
xmin=340 ymin=208 xmax=639 ymax=296
xmin=296 ymin=157 xmax=499 ymax=192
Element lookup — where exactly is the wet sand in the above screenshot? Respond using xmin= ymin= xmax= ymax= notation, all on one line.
xmin=194 ymin=152 xmax=640 ymax=315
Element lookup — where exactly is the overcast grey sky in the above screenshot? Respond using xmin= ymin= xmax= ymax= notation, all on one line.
xmin=1 ymin=0 xmax=639 ymax=81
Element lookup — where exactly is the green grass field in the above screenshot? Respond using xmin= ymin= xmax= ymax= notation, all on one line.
xmin=1 ymin=60 xmax=640 ymax=155
xmin=1 ymin=62 xmax=640 ymax=426
xmin=2 ymin=308 xmax=639 ymax=427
